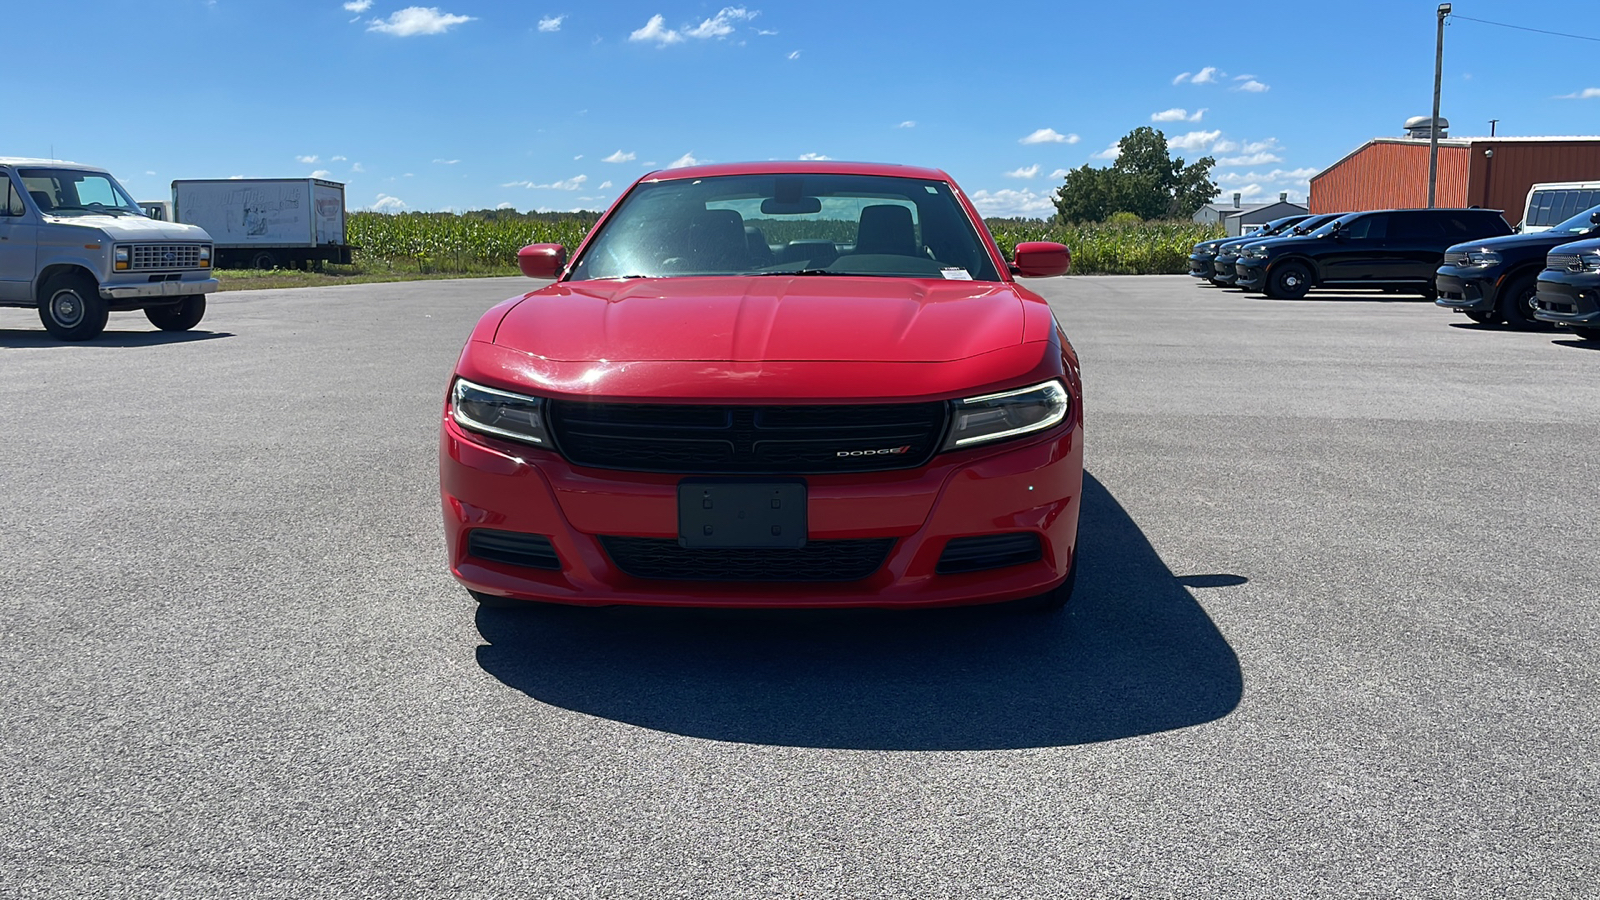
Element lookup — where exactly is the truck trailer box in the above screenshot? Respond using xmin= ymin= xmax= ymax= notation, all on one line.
xmin=172 ymin=178 xmax=351 ymax=269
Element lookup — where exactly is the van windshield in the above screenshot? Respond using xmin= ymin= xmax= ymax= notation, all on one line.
xmin=18 ymin=168 xmax=143 ymax=217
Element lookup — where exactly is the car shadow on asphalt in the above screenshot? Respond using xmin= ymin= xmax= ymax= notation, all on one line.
xmin=1265 ymin=292 xmax=1433 ymax=304
xmin=472 ymin=472 xmax=1244 ymax=750
xmin=0 ymin=329 xmax=233 ymax=348
xmin=1552 ymin=338 xmax=1600 ymax=350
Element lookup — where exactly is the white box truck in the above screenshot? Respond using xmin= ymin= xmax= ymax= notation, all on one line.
xmin=172 ymin=178 xmax=353 ymax=269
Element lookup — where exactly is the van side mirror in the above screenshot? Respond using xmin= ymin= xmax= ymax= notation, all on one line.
xmin=517 ymin=243 xmax=566 ymax=279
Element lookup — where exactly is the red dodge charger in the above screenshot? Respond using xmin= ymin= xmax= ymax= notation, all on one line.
xmin=440 ymin=161 xmax=1082 ymax=610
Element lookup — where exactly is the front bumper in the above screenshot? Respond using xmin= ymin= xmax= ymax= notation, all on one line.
xmin=1211 ymin=255 xmax=1240 ymax=284
xmin=101 ymin=276 xmax=220 ymax=301
xmin=1188 ymin=255 xmax=1216 ymax=279
xmin=1533 ymin=274 xmax=1600 ymax=326
xmin=1434 ymin=269 xmax=1497 ymax=312
xmin=440 ymin=416 xmax=1083 ymax=609
xmin=1234 ymin=259 xmax=1267 ymax=289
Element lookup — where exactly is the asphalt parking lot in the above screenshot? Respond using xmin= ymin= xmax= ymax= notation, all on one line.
xmin=1 ymin=275 xmax=1596 ymax=898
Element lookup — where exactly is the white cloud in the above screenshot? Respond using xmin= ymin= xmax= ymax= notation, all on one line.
xmin=685 ymin=7 xmax=756 ymax=39
xmin=1049 ymin=168 xmax=1070 ymax=179
xmin=331 ymin=155 xmax=348 ymax=161
xmin=1557 ymin=87 xmax=1600 ymax=99
xmin=311 ymin=169 xmax=333 ymax=179
xmin=403 ymin=172 xmax=414 ymax=177
xmin=368 ymin=7 xmax=475 ymax=36
xmin=1233 ymin=73 xmax=1256 ymax=81
xmin=352 ymin=162 xmax=366 ymax=173
xmin=296 ymin=154 xmax=319 ymax=164
xmin=787 ymin=50 xmax=801 ymax=60
xmin=1215 ymin=167 xmax=1319 ymax=186
xmin=1020 ymin=128 xmax=1073 ymax=145
xmin=502 ymin=175 xmax=588 ymax=190
xmin=967 ymin=188 xmax=1056 ymax=218
xmin=668 ymin=152 xmax=699 ymax=168
xmin=798 ymin=152 xmax=831 ymax=160
xmin=1167 ymin=129 xmax=1223 ymax=150
xmin=1152 ymin=107 xmax=1206 ymax=123
xmin=897 ymin=120 xmax=916 ymax=129
xmin=433 ymin=158 xmax=460 ymax=164
xmin=1090 ymin=142 xmax=1121 ymax=161
xmin=538 ymin=14 xmax=565 ymax=32
xmin=145 ymin=170 xmax=156 ymax=175
xmin=756 ymin=28 xmax=777 ymax=35
xmin=1004 ymin=164 xmax=1041 ymax=179
xmin=1212 ymin=140 xmax=1238 ymax=152
xmin=1172 ymin=71 xmax=1192 ymax=85
xmin=497 ymin=201 xmax=515 ymax=209
xmin=598 ymin=180 xmax=614 ymax=189
xmin=343 ymin=0 xmax=372 ymax=11
xmin=1243 ymin=138 xmax=1282 ymax=153
xmin=371 ymin=194 xmax=406 ymax=211
xmin=1217 ymin=152 xmax=1284 ymax=167
xmin=602 ymin=150 xmax=636 ymax=163
xmin=630 ymin=15 xmax=682 ymax=44
xmin=1190 ymin=66 xmax=1220 ymax=84
xmin=1235 ymin=80 xmax=1269 ymax=93
xmin=1236 ymin=184 xmax=1264 ymax=198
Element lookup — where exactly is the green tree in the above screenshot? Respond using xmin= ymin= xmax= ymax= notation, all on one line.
xmin=1053 ymin=126 xmax=1219 ymax=223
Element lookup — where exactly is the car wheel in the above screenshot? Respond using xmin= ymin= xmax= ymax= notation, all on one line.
xmin=1495 ymin=275 xmax=1547 ymax=330
xmin=1572 ymin=327 xmax=1600 ymax=342
xmin=1011 ymin=555 xmax=1078 ymax=614
xmin=250 ymin=250 xmax=278 ymax=270
xmin=37 ymin=273 xmax=110 ymax=341
xmin=1266 ymin=262 xmax=1312 ymax=300
xmin=144 ymin=295 xmax=207 ymax=332
xmin=1465 ymin=311 xmax=1499 ymax=324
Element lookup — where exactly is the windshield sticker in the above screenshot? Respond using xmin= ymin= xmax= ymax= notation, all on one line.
xmin=940 ymin=268 xmax=972 ymax=280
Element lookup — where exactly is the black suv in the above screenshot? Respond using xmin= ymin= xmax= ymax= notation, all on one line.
xmin=1188 ymin=215 xmax=1309 ymax=284
xmin=1211 ymin=213 xmax=1343 ymax=287
xmin=1436 ymin=205 xmax=1600 ymax=328
xmin=1233 ymin=208 xmax=1513 ymax=300
xmin=1533 ymin=237 xmax=1600 ymax=341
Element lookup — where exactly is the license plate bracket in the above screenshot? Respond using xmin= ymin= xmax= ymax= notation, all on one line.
xmin=677 ymin=480 xmax=807 ymax=549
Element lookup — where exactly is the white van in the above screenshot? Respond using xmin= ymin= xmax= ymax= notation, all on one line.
xmin=1520 ymin=182 xmax=1600 ymax=233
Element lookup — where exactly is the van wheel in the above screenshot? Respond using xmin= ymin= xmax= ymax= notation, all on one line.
xmin=1496 ymin=275 xmax=1547 ymax=330
xmin=1266 ymin=262 xmax=1312 ymax=300
xmin=144 ymin=295 xmax=207 ymax=331
xmin=38 ymin=273 xmax=109 ymax=341
xmin=250 ymin=251 xmax=278 ymax=270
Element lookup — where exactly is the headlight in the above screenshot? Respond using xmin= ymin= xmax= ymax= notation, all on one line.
xmin=1580 ymin=253 xmax=1600 ymax=272
xmin=198 ymin=245 xmax=212 ymax=266
xmin=942 ymin=380 xmax=1070 ymax=450
xmin=450 ymin=378 xmax=552 ymax=447
xmin=1460 ymin=249 xmax=1501 ymax=267
xmin=1243 ymin=245 xmax=1270 ymax=260
xmin=114 ymin=246 xmax=130 ymax=270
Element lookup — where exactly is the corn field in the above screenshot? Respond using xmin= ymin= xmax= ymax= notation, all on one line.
xmin=345 ymin=211 xmax=1222 ymax=276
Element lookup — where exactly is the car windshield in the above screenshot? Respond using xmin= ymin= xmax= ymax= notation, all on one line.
xmin=568 ymin=172 xmax=1002 ymax=281
xmin=1291 ymin=214 xmax=1339 ymax=235
xmin=1310 ymin=213 xmax=1363 ymax=239
xmin=1547 ymin=204 xmax=1600 ymax=236
xmin=18 ymin=168 xmax=143 ymax=216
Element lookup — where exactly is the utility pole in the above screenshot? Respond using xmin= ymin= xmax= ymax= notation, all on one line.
xmin=1428 ymin=3 xmax=1450 ymax=208
xmin=1489 ymin=119 xmax=1498 ymax=137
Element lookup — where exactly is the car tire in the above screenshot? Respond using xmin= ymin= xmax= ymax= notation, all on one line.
xmin=250 ymin=250 xmax=278 ymax=270
xmin=144 ymin=295 xmax=207 ymax=332
xmin=1495 ymin=275 xmax=1547 ymax=330
xmin=1266 ymin=262 xmax=1313 ymax=300
xmin=37 ymin=273 xmax=110 ymax=341
xmin=1572 ymin=327 xmax=1600 ymax=342
xmin=1465 ymin=311 xmax=1499 ymax=324
xmin=1011 ymin=555 xmax=1078 ymax=614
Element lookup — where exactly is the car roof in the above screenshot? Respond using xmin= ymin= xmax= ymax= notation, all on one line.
xmin=0 ymin=157 xmax=105 ymax=172
xmin=641 ymin=160 xmax=955 ymax=183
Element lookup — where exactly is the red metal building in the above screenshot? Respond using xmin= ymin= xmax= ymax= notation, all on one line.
xmin=1310 ymin=135 xmax=1600 ymax=226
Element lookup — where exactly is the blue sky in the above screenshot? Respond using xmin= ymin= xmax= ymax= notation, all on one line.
xmin=12 ymin=1 xmax=1599 ymax=217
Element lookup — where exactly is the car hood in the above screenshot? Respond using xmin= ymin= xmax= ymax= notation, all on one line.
xmin=1549 ymin=237 xmax=1600 ymax=255
xmin=492 ymin=276 xmax=1028 ymax=363
xmin=42 ymin=214 xmax=212 ymax=241
xmin=1448 ymin=230 xmax=1599 ymax=253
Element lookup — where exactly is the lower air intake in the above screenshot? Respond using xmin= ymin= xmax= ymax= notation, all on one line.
xmin=600 ymin=537 xmax=893 ymax=582
xmin=467 ymin=529 xmax=561 ymax=570
xmin=936 ymin=533 xmax=1042 ymax=575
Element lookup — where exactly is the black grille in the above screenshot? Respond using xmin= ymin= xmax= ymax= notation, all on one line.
xmin=549 ymin=401 xmax=947 ymax=474
xmin=600 ymin=536 xmax=893 ymax=582
xmin=1548 ymin=254 xmax=1581 ymax=271
xmin=467 ymin=529 xmax=561 ymax=570
xmin=936 ymin=533 xmax=1042 ymax=575
xmin=1442 ymin=250 xmax=1469 ymax=267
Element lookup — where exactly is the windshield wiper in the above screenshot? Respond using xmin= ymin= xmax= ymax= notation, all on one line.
xmin=50 ymin=205 xmax=130 ymax=216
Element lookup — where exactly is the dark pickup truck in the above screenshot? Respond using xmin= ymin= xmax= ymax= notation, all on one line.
xmin=1233 ymin=208 xmax=1513 ymax=300
xmin=1436 ymin=205 xmax=1600 ymax=328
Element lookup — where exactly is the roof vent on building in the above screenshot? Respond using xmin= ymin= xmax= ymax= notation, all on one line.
xmin=1404 ymin=115 xmax=1450 ymax=140
xmin=1232 ymin=192 xmax=1241 ymax=207
xmin=1279 ymin=192 xmax=1288 ymax=202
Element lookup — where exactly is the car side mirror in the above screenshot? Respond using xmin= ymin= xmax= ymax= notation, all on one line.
xmin=1011 ymin=241 xmax=1071 ymax=278
xmin=1591 ymin=211 xmax=1600 ymax=225
xmin=517 ymin=243 xmax=566 ymax=279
